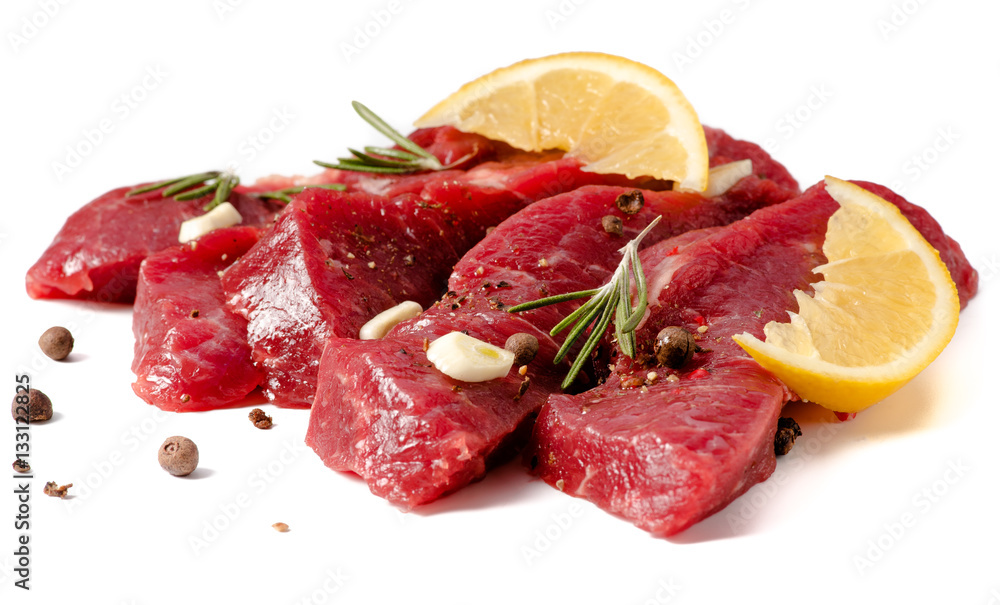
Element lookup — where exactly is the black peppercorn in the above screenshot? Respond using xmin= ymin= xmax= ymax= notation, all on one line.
xmin=615 ymin=190 xmax=644 ymax=215
xmin=505 ymin=333 xmax=539 ymax=366
xmin=602 ymin=215 xmax=624 ymax=236
xmin=653 ymin=326 xmax=699 ymax=369
xmin=39 ymin=326 xmax=74 ymax=361
xmin=774 ymin=417 xmax=802 ymax=456
xmin=11 ymin=389 xmax=53 ymax=423
xmin=158 ymin=436 xmax=199 ymax=476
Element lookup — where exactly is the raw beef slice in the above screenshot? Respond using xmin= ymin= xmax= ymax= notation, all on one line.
xmin=132 ymin=227 xmax=264 ymax=412
xmin=526 ymin=180 xmax=978 ymax=537
xmin=26 ymin=188 xmax=283 ymax=303
xmin=222 ymin=156 xmax=660 ymax=408
xmin=306 ymin=171 xmax=797 ymax=508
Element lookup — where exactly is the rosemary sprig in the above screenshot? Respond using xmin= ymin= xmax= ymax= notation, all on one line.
xmin=251 ymin=183 xmax=347 ymax=204
xmin=314 ymin=101 xmax=475 ymax=174
xmin=508 ymin=215 xmax=662 ymax=389
xmin=127 ymin=170 xmax=240 ymax=211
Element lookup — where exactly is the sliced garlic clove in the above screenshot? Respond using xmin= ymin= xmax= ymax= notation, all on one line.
xmin=359 ymin=301 xmax=423 ymax=340
xmin=426 ymin=331 xmax=515 ymax=382
xmin=703 ymin=159 xmax=753 ymax=198
xmin=178 ymin=202 xmax=243 ymax=243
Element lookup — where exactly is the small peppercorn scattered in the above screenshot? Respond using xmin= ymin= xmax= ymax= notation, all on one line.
xmin=158 ymin=436 xmax=199 ymax=476
xmin=43 ymin=481 xmax=72 ymax=498
xmin=190 ymin=310 xmax=200 ymax=318
xmin=505 ymin=333 xmax=539 ymax=366
xmin=249 ymin=408 xmax=273 ymax=430
xmin=11 ymin=389 xmax=53 ymax=423
xmin=774 ymin=417 xmax=802 ymax=456
xmin=272 ymin=522 xmax=290 ymax=533
xmin=13 ymin=459 xmax=30 ymax=473
xmin=615 ymin=189 xmax=644 ymax=215
xmin=38 ymin=326 xmax=74 ymax=361
xmin=601 ymin=215 xmax=624 ymax=236
xmin=653 ymin=326 xmax=700 ymax=369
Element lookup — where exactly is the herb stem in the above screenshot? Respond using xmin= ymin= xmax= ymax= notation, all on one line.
xmin=508 ymin=215 xmax=662 ymax=389
xmin=314 ymin=101 xmax=476 ymax=175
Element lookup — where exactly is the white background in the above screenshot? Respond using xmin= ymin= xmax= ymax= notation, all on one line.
xmin=2 ymin=1 xmax=999 ymax=603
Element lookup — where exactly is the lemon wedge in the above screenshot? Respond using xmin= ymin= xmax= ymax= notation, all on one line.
xmin=733 ymin=177 xmax=960 ymax=412
xmin=415 ymin=52 xmax=709 ymax=190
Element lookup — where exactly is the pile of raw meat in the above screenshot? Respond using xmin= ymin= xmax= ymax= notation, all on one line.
xmin=27 ymin=124 xmax=978 ymax=537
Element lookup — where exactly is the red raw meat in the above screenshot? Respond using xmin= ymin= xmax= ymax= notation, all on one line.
xmin=226 ymin=127 xmax=797 ymax=409
xmin=305 ymin=162 xmax=798 ymax=508
xmin=526 ymin=180 xmax=978 ymax=537
xmin=222 ymin=156 xmax=663 ymax=408
xmin=132 ymin=227 xmax=264 ymax=412
xmin=24 ymin=127 xmax=504 ymax=305
xmin=26 ymin=188 xmax=283 ymax=304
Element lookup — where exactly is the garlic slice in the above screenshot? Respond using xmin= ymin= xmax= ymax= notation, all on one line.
xmin=426 ymin=332 xmax=514 ymax=382
xmin=178 ymin=202 xmax=243 ymax=243
xmin=703 ymin=159 xmax=753 ymax=198
xmin=359 ymin=301 xmax=423 ymax=340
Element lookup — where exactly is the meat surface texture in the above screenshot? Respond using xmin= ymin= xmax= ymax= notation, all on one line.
xmin=222 ymin=154 xmax=663 ymax=409
xmin=305 ymin=151 xmax=800 ymax=508
xmin=26 ymin=188 xmax=283 ymax=303
xmin=226 ymin=126 xmax=797 ymax=409
xmin=132 ymin=227 xmax=264 ymax=412
xmin=526 ymin=180 xmax=979 ymax=537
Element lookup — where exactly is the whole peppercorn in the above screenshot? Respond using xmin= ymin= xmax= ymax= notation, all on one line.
xmin=13 ymin=459 xmax=30 ymax=473
xmin=39 ymin=326 xmax=74 ymax=361
xmin=653 ymin=326 xmax=699 ymax=369
xmin=615 ymin=190 xmax=644 ymax=215
xmin=601 ymin=215 xmax=624 ymax=237
xmin=774 ymin=417 xmax=803 ymax=456
xmin=11 ymin=389 xmax=53 ymax=423
xmin=158 ymin=436 xmax=199 ymax=476
xmin=505 ymin=333 xmax=539 ymax=366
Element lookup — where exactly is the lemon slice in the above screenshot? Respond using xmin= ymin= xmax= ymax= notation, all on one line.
xmin=733 ymin=177 xmax=960 ymax=413
xmin=415 ymin=52 xmax=709 ymax=190
xmin=427 ymin=332 xmax=515 ymax=383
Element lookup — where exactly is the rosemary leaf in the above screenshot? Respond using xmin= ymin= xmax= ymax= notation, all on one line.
xmin=163 ymin=171 xmax=221 ymax=197
xmin=352 ymin=101 xmax=437 ymax=162
xmin=508 ymin=214 xmax=663 ymax=389
xmin=506 ymin=289 xmax=600 ymax=314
